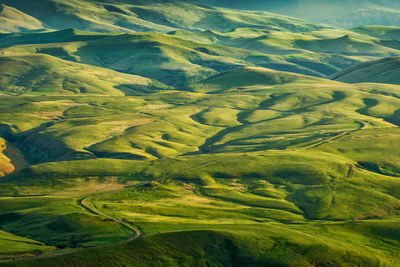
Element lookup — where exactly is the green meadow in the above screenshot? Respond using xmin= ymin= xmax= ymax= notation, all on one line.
xmin=0 ymin=0 xmax=400 ymax=266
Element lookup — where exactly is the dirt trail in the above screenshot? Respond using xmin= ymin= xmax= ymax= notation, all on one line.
xmin=79 ymin=156 xmax=227 ymax=240
xmin=306 ymin=121 xmax=367 ymax=150
xmin=4 ymin=157 xmax=232 ymax=263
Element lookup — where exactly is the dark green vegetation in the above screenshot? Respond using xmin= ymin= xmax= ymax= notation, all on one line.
xmin=1 ymin=1 xmax=400 ymax=266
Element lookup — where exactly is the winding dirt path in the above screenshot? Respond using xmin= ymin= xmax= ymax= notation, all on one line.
xmin=3 ymin=157 xmax=231 ymax=263
xmin=79 ymin=156 xmax=227 ymax=241
xmin=306 ymin=121 xmax=367 ymax=150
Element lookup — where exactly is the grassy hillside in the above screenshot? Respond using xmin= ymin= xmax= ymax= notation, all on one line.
xmin=0 ymin=0 xmax=325 ymax=33
xmin=1 ymin=69 xmax=400 ymax=264
xmin=331 ymin=57 xmax=400 ymax=84
xmin=3 ymin=226 xmax=397 ymax=266
xmin=0 ymin=31 xmax=320 ymax=86
xmin=1 ymin=1 xmax=400 ymax=265
xmin=0 ymin=53 xmax=166 ymax=95
xmin=0 ymin=4 xmax=43 ymax=33
xmin=186 ymin=66 xmax=330 ymax=93
xmin=0 ymin=230 xmax=54 ymax=261
xmin=1 ymin=28 xmax=398 ymax=86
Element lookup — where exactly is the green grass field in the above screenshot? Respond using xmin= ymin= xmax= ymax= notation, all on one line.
xmin=1 ymin=1 xmax=400 ymax=266
xmin=1 ymin=66 xmax=400 ymax=264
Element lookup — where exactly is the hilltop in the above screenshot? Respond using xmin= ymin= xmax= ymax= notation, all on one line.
xmin=0 ymin=4 xmax=43 ymax=32
xmin=1 ymin=71 xmax=400 ymax=264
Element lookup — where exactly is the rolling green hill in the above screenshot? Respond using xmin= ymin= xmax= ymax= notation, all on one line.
xmin=0 ymin=230 xmax=54 ymax=261
xmin=186 ymin=66 xmax=330 ymax=93
xmin=0 ymin=138 xmax=14 ymax=176
xmin=0 ymin=4 xmax=43 ymax=33
xmin=1 ymin=28 xmax=398 ymax=86
xmin=0 ymin=0 xmax=325 ymax=33
xmin=2 ymin=228 xmax=394 ymax=266
xmin=1 ymin=0 xmax=400 ymax=266
xmin=0 ymin=31 xmax=323 ymax=86
xmin=1 ymin=62 xmax=400 ymax=265
xmin=331 ymin=57 xmax=400 ymax=85
xmin=0 ymin=53 xmax=166 ymax=95
xmin=1 ymin=66 xmax=400 ymax=265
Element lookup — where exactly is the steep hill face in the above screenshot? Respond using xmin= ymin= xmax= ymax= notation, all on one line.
xmin=0 ymin=0 xmax=325 ymax=33
xmin=0 ymin=4 xmax=43 ymax=32
xmin=331 ymin=57 xmax=400 ymax=84
xmin=196 ymin=0 xmax=400 ymax=28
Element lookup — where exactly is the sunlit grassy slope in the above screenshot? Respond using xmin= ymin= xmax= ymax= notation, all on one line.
xmin=0 ymin=4 xmax=43 ymax=33
xmin=2 ymin=64 xmax=400 ymax=265
xmin=0 ymin=53 xmax=167 ymax=95
xmin=0 ymin=138 xmax=14 ymax=176
xmin=1 ymin=27 xmax=399 ymax=86
xmin=0 ymin=0 xmax=325 ymax=33
xmin=1 ymin=2 xmax=400 ymax=265
xmin=0 ymin=230 xmax=54 ymax=261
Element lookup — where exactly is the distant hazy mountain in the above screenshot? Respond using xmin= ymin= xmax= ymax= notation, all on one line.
xmin=196 ymin=0 xmax=400 ymax=28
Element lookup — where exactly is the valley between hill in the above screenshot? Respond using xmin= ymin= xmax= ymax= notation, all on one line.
xmin=0 ymin=1 xmax=400 ymax=266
